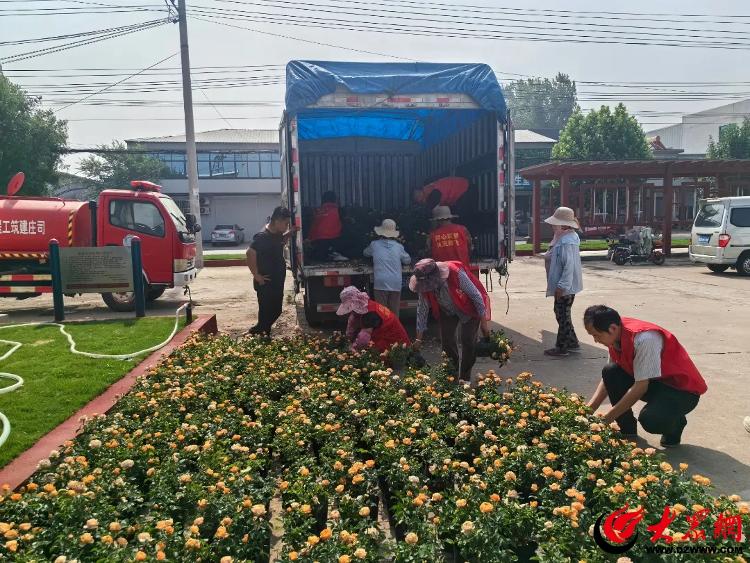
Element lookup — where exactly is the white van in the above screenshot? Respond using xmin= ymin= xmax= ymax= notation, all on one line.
xmin=690 ymin=196 xmax=750 ymax=275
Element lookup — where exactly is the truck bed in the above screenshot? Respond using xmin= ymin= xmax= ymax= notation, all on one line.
xmin=301 ymin=259 xmax=501 ymax=276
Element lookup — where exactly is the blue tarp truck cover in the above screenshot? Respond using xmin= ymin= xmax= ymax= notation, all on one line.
xmin=285 ymin=61 xmax=507 ymax=146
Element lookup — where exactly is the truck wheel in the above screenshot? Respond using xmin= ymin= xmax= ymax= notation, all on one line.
xmin=102 ymin=281 xmax=160 ymax=311
xmin=737 ymin=252 xmax=750 ymax=276
xmin=101 ymin=291 xmax=136 ymax=312
xmin=146 ymin=286 xmax=166 ymax=302
xmin=303 ymin=289 xmax=322 ymax=327
xmin=707 ymin=265 xmax=729 ymax=273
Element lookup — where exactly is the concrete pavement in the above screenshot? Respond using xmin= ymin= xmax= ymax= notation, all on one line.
xmin=469 ymin=255 xmax=750 ymax=498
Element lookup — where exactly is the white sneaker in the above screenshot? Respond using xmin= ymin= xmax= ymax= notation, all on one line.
xmin=329 ymin=251 xmax=349 ymax=261
xmin=744 ymin=416 xmax=750 ymax=434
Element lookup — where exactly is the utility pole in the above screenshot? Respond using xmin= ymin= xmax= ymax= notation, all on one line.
xmin=175 ymin=0 xmax=203 ymax=268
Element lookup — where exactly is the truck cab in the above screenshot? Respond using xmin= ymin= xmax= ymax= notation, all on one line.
xmin=96 ymin=183 xmax=200 ymax=310
xmin=0 ymin=179 xmax=200 ymax=312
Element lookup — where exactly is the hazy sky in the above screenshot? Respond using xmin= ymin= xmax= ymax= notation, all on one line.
xmin=2 ymin=0 xmax=749 ymax=170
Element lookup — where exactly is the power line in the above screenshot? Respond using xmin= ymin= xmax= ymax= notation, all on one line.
xmin=191 ymin=9 xmax=750 ymax=51
xmin=189 ymin=2 xmax=750 ymax=50
xmin=188 ymin=14 xmax=416 ymax=61
xmin=55 ymin=52 xmax=180 ymax=113
xmin=1 ymin=19 xmax=171 ymax=64
xmin=209 ymin=0 xmax=750 ymax=38
xmin=0 ymin=21 xmax=167 ymax=47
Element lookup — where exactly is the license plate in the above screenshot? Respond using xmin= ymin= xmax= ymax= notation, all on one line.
xmin=698 ymin=234 xmax=711 ymax=244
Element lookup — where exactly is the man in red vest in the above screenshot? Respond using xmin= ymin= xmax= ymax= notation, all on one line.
xmin=428 ymin=206 xmax=477 ymax=277
xmin=337 ymin=286 xmax=410 ymax=353
xmin=583 ymin=305 xmax=707 ymax=447
xmin=308 ymin=191 xmax=347 ymax=261
xmin=411 ymin=259 xmax=490 ymax=384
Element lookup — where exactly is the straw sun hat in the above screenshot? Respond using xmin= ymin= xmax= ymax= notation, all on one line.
xmin=544 ymin=207 xmax=580 ymax=229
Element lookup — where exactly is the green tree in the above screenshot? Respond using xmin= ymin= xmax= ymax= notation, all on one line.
xmin=79 ymin=141 xmax=169 ymax=194
xmin=505 ymin=73 xmax=578 ymax=131
xmin=552 ymin=104 xmax=651 ymax=160
xmin=707 ymin=118 xmax=750 ymax=159
xmin=0 ymin=75 xmax=68 ymax=196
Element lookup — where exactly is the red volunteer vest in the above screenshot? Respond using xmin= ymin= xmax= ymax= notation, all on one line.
xmin=309 ymin=202 xmax=342 ymax=241
xmin=425 ymin=261 xmax=491 ymax=321
xmin=609 ymin=318 xmax=707 ymax=396
xmin=367 ymin=300 xmax=410 ymax=352
xmin=423 ymin=177 xmax=469 ymax=206
xmin=430 ymin=223 xmax=471 ymax=270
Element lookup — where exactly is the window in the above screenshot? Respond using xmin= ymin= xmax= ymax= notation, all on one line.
xmin=198 ymin=153 xmax=211 ymax=178
xmin=146 ymin=151 xmax=281 ymax=179
xmin=260 ymin=152 xmax=276 ymax=178
xmin=694 ymin=203 xmax=725 ymax=228
xmin=149 ymin=152 xmax=186 ymax=178
xmin=730 ymin=207 xmax=750 ymax=227
xmin=109 ymin=200 xmax=165 ymax=237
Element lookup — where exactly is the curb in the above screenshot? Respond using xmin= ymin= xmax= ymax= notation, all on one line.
xmin=516 ymin=248 xmax=689 ymax=261
xmin=205 ymin=259 xmax=245 ymax=267
xmin=0 ymin=314 xmax=218 ymax=491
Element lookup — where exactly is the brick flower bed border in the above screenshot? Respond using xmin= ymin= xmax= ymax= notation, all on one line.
xmin=0 ymin=314 xmax=218 ymax=491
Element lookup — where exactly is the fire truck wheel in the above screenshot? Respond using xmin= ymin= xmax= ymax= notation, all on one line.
xmin=101 ymin=291 xmax=136 ymax=312
xmin=146 ymin=286 xmax=166 ymax=302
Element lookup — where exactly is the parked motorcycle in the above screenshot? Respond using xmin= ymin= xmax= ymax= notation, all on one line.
xmin=607 ymin=227 xmax=665 ymax=266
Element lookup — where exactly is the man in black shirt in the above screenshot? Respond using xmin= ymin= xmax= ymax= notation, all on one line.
xmin=246 ymin=207 xmax=292 ymax=336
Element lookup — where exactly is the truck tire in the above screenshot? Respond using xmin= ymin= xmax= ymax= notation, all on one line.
xmin=146 ymin=286 xmax=166 ymax=302
xmin=737 ymin=252 xmax=750 ymax=276
xmin=101 ymin=291 xmax=136 ymax=312
xmin=707 ymin=265 xmax=729 ymax=273
xmin=303 ymin=289 xmax=322 ymax=327
xmin=101 ymin=283 xmax=161 ymax=311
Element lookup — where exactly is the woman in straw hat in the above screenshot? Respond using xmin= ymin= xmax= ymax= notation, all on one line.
xmin=363 ymin=219 xmax=411 ymax=316
xmin=544 ymin=206 xmax=583 ymax=357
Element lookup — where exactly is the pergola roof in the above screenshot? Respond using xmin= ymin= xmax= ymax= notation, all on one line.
xmin=519 ymin=159 xmax=750 ymax=180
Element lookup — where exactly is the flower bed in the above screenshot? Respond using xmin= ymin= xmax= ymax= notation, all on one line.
xmin=0 ymin=334 xmax=746 ymax=562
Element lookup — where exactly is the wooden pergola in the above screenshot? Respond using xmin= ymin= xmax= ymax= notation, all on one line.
xmin=519 ymin=159 xmax=750 ymax=255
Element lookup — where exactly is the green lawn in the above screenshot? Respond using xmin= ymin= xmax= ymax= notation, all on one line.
xmin=205 ymin=253 xmax=245 ymax=261
xmin=516 ymin=237 xmax=690 ymax=252
xmin=0 ymin=317 xmax=183 ymax=468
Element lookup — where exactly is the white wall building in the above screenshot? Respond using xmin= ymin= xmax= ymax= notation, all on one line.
xmin=647 ymin=99 xmax=750 ymax=157
xmin=126 ymin=129 xmax=281 ymax=242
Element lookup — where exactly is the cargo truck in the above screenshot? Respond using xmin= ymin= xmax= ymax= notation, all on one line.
xmin=279 ymin=61 xmax=515 ymax=325
xmin=0 ymin=178 xmax=201 ymax=311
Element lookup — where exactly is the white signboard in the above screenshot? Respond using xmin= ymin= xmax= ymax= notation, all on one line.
xmin=59 ymin=247 xmax=134 ymax=293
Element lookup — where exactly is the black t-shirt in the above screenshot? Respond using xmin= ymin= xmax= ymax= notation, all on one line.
xmin=251 ymin=228 xmax=286 ymax=286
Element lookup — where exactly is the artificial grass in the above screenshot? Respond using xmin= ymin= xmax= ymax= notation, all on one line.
xmin=0 ymin=316 xmax=184 ymax=468
xmin=515 ymin=237 xmax=690 ymax=252
xmin=204 ymin=253 xmax=245 ymax=261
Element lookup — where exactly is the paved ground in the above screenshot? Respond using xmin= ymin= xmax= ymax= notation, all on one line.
xmin=2 ymin=256 xmax=748 ymax=497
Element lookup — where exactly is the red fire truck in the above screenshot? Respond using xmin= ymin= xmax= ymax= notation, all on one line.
xmin=0 ymin=176 xmax=200 ymax=311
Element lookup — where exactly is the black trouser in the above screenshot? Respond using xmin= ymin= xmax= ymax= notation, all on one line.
xmin=554 ymin=294 xmax=579 ymax=351
xmin=439 ymin=314 xmax=480 ymax=382
xmin=251 ymin=281 xmax=285 ymax=335
xmin=601 ymin=363 xmax=700 ymax=436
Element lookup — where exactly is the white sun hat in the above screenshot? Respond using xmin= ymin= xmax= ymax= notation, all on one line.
xmin=374 ymin=218 xmax=400 ymax=238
